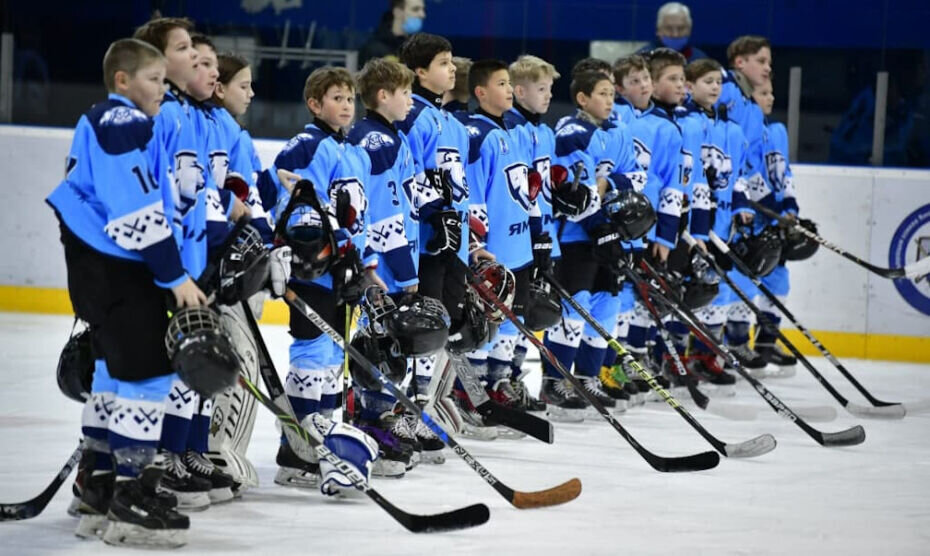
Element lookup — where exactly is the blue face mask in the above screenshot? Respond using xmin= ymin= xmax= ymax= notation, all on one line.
xmin=402 ymin=16 xmax=423 ymax=34
xmin=659 ymin=35 xmax=689 ymax=51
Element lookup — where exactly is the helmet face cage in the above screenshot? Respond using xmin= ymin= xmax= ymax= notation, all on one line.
xmin=387 ymin=294 xmax=451 ymax=356
xmin=448 ymin=289 xmax=491 ymax=354
xmin=470 ymin=260 xmax=516 ymax=324
xmin=165 ymin=306 xmax=228 ymax=357
xmin=359 ymin=286 xmax=398 ymax=337
xmin=165 ymin=306 xmax=240 ymax=396
xmin=57 ymin=325 xmax=94 ymax=403
xmin=219 ymin=224 xmax=270 ymax=303
xmin=274 ymin=181 xmax=338 ymax=281
xmin=734 ymin=226 xmax=783 ymax=277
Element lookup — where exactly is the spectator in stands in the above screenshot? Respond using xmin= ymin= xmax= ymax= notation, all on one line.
xmin=637 ymin=2 xmax=708 ymax=62
xmin=359 ymin=0 xmax=426 ymax=65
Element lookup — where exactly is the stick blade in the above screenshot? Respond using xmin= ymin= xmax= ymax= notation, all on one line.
xmin=902 ymin=399 xmax=930 ymax=414
xmin=477 ymin=401 xmax=554 ymax=444
xmin=399 ymin=503 xmax=491 ymax=533
xmin=903 ymin=255 xmax=930 ymax=280
xmin=818 ymin=425 xmax=866 ymax=447
xmin=0 ymin=504 xmax=37 ymax=521
xmin=793 ymin=405 xmax=837 ymax=422
xmin=846 ymin=402 xmax=906 ymax=420
xmin=511 ymin=478 xmax=582 ymax=509
xmin=723 ymin=434 xmax=777 ymax=458
xmin=649 ymin=450 xmax=720 ymax=472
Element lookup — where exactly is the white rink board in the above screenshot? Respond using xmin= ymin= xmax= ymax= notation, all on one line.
xmin=1 ymin=125 xmax=928 ymax=340
xmin=1 ymin=313 xmax=929 ymax=555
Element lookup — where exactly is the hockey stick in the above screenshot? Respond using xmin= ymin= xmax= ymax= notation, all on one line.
xmin=237 ymin=374 xmax=489 ymax=533
xmin=707 ymin=231 xmax=911 ymax=419
xmin=343 ymin=305 xmax=351 ymax=423
xmin=462 ymin=264 xmax=719 ymax=472
xmin=283 ymin=288 xmax=582 ymax=509
xmin=749 ymin=201 xmax=930 ymax=281
xmin=545 ymin=272 xmax=775 ymax=458
xmin=653 ymin=242 xmax=865 ymax=446
xmin=0 ymin=442 xmax=82 ymax=521
xmin=446 ymin=350 xmax=554 ymax=443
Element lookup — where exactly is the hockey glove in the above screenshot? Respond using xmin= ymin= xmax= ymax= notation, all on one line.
xmin=590 ymin=224 xmax=625 ymax=270
xmin=308 ymin=413 xmax=378 ymax=498
xmin=331 ymin=246 xmax=366 ymax=305
xmin=268 ymin=245 xmax=292 ymax=298
xmin=527 ymin=170 xmax=543 ymax=202
xmin=531 ymin=232 xmax=553 ymax=279
xmin=551 ymin=179 xmax=591 ymax=218
xmin=426 ymin=209 xmax=463 ymax=255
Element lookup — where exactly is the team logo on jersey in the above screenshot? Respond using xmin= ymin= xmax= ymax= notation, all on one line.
xmin=555 ymin=123 xmax=587 ymax=138
xmin=466 ymin=125 xmax=481 ymax=137
xmin=436 ymin=147 xmax=469 ymax=203
xmin=764 ymin=151 xmax=787 ymax=193
xmin=360 ymin=131 xmax=395 ymax=151
xmin=173 ymin=151 xmax=205 ymax=217
xmin=282 ymin=132 xmax=313 ymax=153
xmin=889 ymin=203 xmax=930 ymax=315
xmin=701 ymin=144 xmax=732 ymax=190
xmin=329 ymin=177 xmax=368 ymax=236
xmin=98 ymin=106 xmax=147 ymax=127
xmin=681 ymin=149 xmax=693 ymax=186
xmin=533 ymin=157 xmax=552 ymax=204
xmin=632 ymin=138 xmax=652 ymax=172
xmin=209 ymin=150 xmax=229 ymax=188
xmin=503 ymin=162 xmax=531 ymax=212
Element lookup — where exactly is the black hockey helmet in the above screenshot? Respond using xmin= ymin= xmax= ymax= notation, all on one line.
xmin=165 ymin=306 xmax=240 ymax=397
xmin=602 ymin=189 xmax=656 ymax=241
xmin=358 ymin=286 xmax=398 ymax=337
xmin=783 ymin=218 xmax=819 ymax=261
xmin=469 ymin=259 xmax=516 ymax=324
xmin=524 ymin=278 xmax=562 ymax=332
xmin=218 ymin=224 xmax=270 ymax=305
xmin=447 ymin=289 xmax=491 ymax=354
xmin=683 ymin=281 xmax=720 ymax=310
xmin=56 ymin=321 xmax=94 ymax=403
xmin=274 ymin=180 xmax=338 ymax=281
xmin=385 ymin=294 xmax=451 ymax=357
xmin=348 ymin=331 xmax=406 ymax=391
xmin=731 ymin=226 xmax=783 ymax=277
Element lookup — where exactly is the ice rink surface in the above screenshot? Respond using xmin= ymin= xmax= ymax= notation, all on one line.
xmin=0 ymin=312 xmax=928 ymax=555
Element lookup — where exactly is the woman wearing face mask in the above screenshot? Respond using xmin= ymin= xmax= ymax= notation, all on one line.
xmin=636 ymin=2 xmax=708 ymax=63
xmin=359 ymin=0 xmax=426 ymax=65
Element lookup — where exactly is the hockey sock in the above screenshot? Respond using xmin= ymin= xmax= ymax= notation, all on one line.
xmin=285 ymin=335 xmax=335 ymax=428
xmin=187 ymin=397 xmax=213 ymax=454
xmin=486 ymin=323 xmax=518 ymax=383
xmin=575 ymin=336 xmax=608 ymax=378
xmin=159 ymin=376 xmax=197 ymax=455
xmin=110 ymin=374 xmax=172 ymax=478
xmin=575 ymin=290 xmax=621 ymax=377
xmin=413 ymin=355 xmax=438 ymax=400
xmin=653 ymin=320 xmax=689 ymax=362
xmin=754 ymin=295 xmax=784 ymax=346
xmin=358 ymin=388 xmax=397 ymax=422
xmin=82 ymin=359 xmax=116 ymax=470
xmin=510 ymin=338 xmax=528 ymax=380
xmin=725 ymin=302 xmax=755 ymax=346
xmin=542 ymin=316 xmax=584 ymax=379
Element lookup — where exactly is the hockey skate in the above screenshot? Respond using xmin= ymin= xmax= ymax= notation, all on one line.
xmin=753 ymin=342 xmax=798 ymax=379
xmin=156 ymin=451 xmax=211 ymax=511
xmin=597 ymin=367 xmax=630 ymax=413
xmin=356 ymin=420 xmax=411 ymax=479
xmin=274 ymin=441 xmax=321 ymax=488
xmin=510 ymin=378 xmax=547 ymax=412
xmin=74 ymin=470 xmax=114 ymax=539
xmin=451 ymin=387 xmax=500 ymax=441
xmin=407 ymin=404 xmax=446 ymax=464
xmin=685 ymin=354 xmax=736 ymax=397
xmin=102 ymin=468 xmax=189 ymax=549
xmin=183 ymin=451 xmax=235 ymax=504
xmin=579 ymin=375 xmax=617 ymax=416
xmin=727 ymin=343 xmax=768 ymax=371
xmin=485 ymin=379 xmax=528 ymax=440
xmin=540 ymin=378 xmax=587 ymax=423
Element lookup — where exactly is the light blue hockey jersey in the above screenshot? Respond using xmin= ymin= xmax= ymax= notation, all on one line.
xmin=459 ymin=111 xmax=532 ymax=271
xmin=674 ymin=104 xmax=711 ymax=241
xmin=348 ymin=113 xmax=419 ymax=292
xmin=264 ymin=121 xmax=370 ymax=290
xmin=718 ymin=69 xmax=766 ymax=209
xmin=396 ymin=92 xmax=470 ymax=263
xmin=759 ymin=120 xmax=799 ymax=217
xmin=619 ymin=98 xmax=686 ymax=248
xmin=46 ymin=94 xmax=186 ymax=288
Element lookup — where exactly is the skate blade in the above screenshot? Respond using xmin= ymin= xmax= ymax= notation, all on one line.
xmin=273 ymin=468 xmax=320 ymax=489
xmin=75 ymin=514 xmax=108 ymax=539
xmin=419 ymin=450 xmax=447 ymax=464
xmin=545 ymin=407 xmax=585 ymax=423
xmin=460 ymin=423 xmax=499 ymax=441
xmin=102 ymin=520 xmax=187 ymax=549
xmin=207 ymin=487 xmax=235 ymax=504
xmin=158 ymin=489 xmax=210 ymax=512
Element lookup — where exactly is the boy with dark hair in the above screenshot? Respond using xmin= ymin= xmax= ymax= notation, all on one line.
xmin=261 ymin=66 xmax=374 ymax=487
xmin=47 ymin=37 xmax=198 ymax=548
xmin=349 ymin=58 xmax=447 ymax=472
xmin=397 ymin=33 xmax=473 ymax=409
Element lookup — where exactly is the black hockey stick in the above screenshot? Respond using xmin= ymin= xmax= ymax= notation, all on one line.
xmin=749 ymin=201 xmax=930 ymax=281
xmin=462 ymin=264 xmax=719 ymax=472
xmin=447 ymin=351 xmax=554 ymax=443
xmin=647 ymin=245 xmax=865 ymax=447
xmin=283 ymin=288 xmax=582 ymax=509
xmin=707 ymin=231 xmax=913 ymax=419
xmin=545 ymin=271 xmax=775 ymax=458
xmin=0 ymin=442 xmax=82 ymax=521
xmin=237 ymin=375 xmax=489 ymax=533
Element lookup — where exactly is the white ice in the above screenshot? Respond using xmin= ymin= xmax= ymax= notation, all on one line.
xmin=1 ymin=312 xmax=929 ymax=555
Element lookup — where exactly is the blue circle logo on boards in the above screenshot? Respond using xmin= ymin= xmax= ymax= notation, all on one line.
xmin=889 ymin=203 xmax=930 ymax=316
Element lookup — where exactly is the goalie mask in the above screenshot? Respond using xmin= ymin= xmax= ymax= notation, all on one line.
xmin=783 ymin=218 xmax=819 ymax=261
xmin=385 ymin=294 xmax=451 ymax=357
xmin=348 ymin=331 xmax=406 ymax=392
xmin=274 ymin=180 xmax=338 ymax=281
xmin=447 ymin=289 xmax=491 ymax=354
xmin=731 ymin=226 xmax=783 ymax=277
xmin=524 ymin=278 xmax=562 ymax=332
xmin=218 ymin=224 xmax=270 ymax=305
xmin=165 ymin=306 xmax=240 ymax=397
xmin=469 ymin=259 xmax=516 ymax=324
xmin=602 ymin=189 xmax=656 ymax=241
xmin=56 ymin=322 xmax=94 ymax=403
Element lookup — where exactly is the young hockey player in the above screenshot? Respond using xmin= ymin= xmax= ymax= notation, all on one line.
xmin=348 ymin=58 xmax=447 ymax=473
xmin=442 ymin=56 xmax=473 ymax=115
xmin=750 ymin=77 xmax=800 ymax=370
xmin=503 ymin=54 xmax=561 ymax=411
xmin=681 ymin=57 xmax=754 ymax=378
xmin=261 ymin=66 xmax=373 ymax=488
xmin=47 ymin=37 xmax=203 ymax=548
